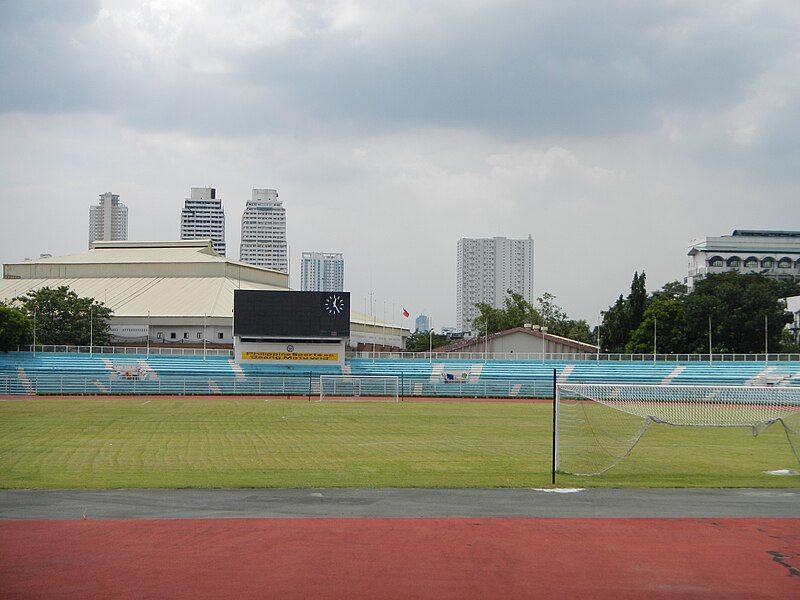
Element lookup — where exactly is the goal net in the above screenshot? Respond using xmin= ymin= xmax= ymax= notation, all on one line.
xmin=556 ymin=383 xmax=800 ymax=476
xmin=319 ymin=375 xmax=400 ymax=402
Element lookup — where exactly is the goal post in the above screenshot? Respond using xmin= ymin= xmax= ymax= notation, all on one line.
xmin=555 ymin=383 xmax=800 ymax=476
xmin=319 ymin=375 xmax=400 ymax=402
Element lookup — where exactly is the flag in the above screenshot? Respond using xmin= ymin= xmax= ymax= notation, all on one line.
xmin=402 ymin=307 xmax=410 ymax=318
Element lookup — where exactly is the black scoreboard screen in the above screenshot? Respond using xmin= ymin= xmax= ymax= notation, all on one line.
xmin=233 ymin=290 xmax=350 ymax=337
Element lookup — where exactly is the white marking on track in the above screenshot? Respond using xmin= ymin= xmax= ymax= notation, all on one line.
xmin=141 ymin=400 xmax=151 ymax=405
xmin=531 ymin=488 xmax=585 ymax=493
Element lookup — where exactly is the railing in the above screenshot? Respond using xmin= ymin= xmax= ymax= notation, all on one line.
xmin=352 ymin=351 xmax=800 ymax=362
xmin=0 ymin=373 xmax=554 ymax=399
xmin=8 ymin=347 xmax=800 ymax=363
xmin=16 ymin=345 xmax=234 ymax=358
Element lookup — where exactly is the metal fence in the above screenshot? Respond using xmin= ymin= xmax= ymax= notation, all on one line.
xmin=17 ymin=345 xmax=234 ymax=358
xmin=352 ymin=351 xmax=800 ymax=362
xmin=0 ymin=372 xmax=555 ymax=399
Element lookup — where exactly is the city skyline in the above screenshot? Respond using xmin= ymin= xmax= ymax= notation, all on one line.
xmin=2 ymin=2 xmax=799 ymax=329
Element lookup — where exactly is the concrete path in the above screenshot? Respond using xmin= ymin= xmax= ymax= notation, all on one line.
xmin=1 ymin=488 xmax=799 ymax=520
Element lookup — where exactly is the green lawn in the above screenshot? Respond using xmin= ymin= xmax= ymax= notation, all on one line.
xmin=0 ymin=399 xmax=797 ymax=489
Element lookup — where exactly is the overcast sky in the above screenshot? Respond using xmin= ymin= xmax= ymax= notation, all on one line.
xmin=1 ymin=0 xmax=798 ymax=329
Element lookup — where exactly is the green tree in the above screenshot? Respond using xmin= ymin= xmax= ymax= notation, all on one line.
xmin=600 ymin=295 xmax=629 ymax=352
xmin=0 ymin=303 xmax=32 ymax=352
xmin=628 ymin=271 xmax=648 ymax=332
xmin=470 ymin=290 xmax=592 ymax=343
xmin=600 ymin=271 xmax=648 ymax=352
xmin=625 ymin=297 xmax=687 ymax=354
xmin=683 ymin=273 xmax=796 ymax=353
xmin=16 ymin=286 xmax=113 ymax=346
xmin=405 ymin=330 xmax=449 ymax=352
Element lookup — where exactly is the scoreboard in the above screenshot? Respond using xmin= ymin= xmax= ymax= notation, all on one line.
xmin=233 ymin=290 xmax=350 ymax=338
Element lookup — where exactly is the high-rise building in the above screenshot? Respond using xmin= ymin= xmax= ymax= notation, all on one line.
xmin=180 ymin=187 xmax=226 ymax=256
xmin=687 ymin=230 xmax=800 ymax=288
xmin=456 ymin=235 xmax=534 ymax=333
xmin=415 ymin=314 xmax=430 ymax=332
xmin=89 ymin=192 xmax=128 ymax=245
xmin=300 ymin=252 xmax=344 ymax=292
xmin=239 ymin=189 xmax=287 ymax=273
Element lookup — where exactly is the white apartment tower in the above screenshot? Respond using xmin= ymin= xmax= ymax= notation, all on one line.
xmin=300 ymin=252 xmax=344 ymax=292
xmin=239 ymin=189 xmax=287 ymax=273
xmin=456 ymin=236 xmax=534 ymax=333
xmin=180 ymin=187 xmax=226 ymax=256
xmin=89 ymin=192 xmax=128 ymax=245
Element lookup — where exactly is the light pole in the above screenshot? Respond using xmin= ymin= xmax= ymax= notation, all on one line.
xmin=764 ymin=315 xmax=768 ymax=365
xmin=203 ymin=314 xmax=207 ymax=360
xmin=484 ymin=316 xmax=488 ymax=363
xmin=653 ymin=316 xmax=657 ymax=364
xmin=33 ymin=308 xmax=36 ymax=357
xmin=89 ymin=306 xmax=93 ymax=356
xmin=146 ymin=311 xmax=150 ymax=357
xmin=708 ymin=315 xmax=712 ymax=365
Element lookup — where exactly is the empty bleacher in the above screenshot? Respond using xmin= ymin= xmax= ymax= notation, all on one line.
xmin=0 ymin=351 xmax=798 ymax=397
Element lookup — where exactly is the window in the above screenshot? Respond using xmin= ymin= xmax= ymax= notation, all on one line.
xmin=218 ymin=332 xmax=224 ymax=339
xmin=744 ymin=257 xmax=758 ymax=268
xmin=726 ymin=256 xmax=741 ymax=267
xmin=708 ymin=256 xmax=724 ymax=267
xmin=777 ymin=257 xmax=792 ymax=269
xmin=197 ymin=332 xmax=202 ymax=339
xmin=761 ymin=257 xmax=775 ymax=268
xmin=157 ymin=332 xmax=163 ymax=339
xmin=183 ymin=332 xmax=189 ymax=339
xmin=170 ymin=332 xmax=176 ymax=339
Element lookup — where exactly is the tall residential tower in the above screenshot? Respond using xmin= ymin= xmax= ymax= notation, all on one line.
xmin=239 ymin=188 xmax=287 ymax=273
xmin=89 ymin=192 xmax=128 ymax=245
xmin=300 ymin=252 xmax=344 ymax=291
xmin=180 ymin=187 xmax=226 ymax=256
xmin=456 ymin=235 xmax=534 ymax=333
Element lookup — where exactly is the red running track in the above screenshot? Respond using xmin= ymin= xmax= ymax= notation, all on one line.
xmin=1 ymin=518 xmax=799 ymax=599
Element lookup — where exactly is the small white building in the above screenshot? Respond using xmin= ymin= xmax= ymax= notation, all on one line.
xmin=300 ymin=252 xmax=344 ymax=292
xmin=239 ymin=188 xmax=287 ymax=274
xmin=434 ymin=326 xmax=598 ymax=357
xmin=687 ymin=230 xmax=800 ymax=288
xmin=89 ymin=192 xmax=128 ymax=246
xmin=181 ymin=187 xmax=226 ymax=257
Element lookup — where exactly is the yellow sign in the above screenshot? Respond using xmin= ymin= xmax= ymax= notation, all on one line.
xmin=241 ymin=351 xmax=339 ymax=362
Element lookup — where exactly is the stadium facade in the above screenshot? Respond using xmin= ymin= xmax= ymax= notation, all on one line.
xmin=0 ymin=240 xmax=408 ymax=349
xmin=687 ymin=230 xmax=800 ymax=288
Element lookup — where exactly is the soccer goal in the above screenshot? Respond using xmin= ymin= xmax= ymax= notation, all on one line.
xmin=555 ymin=383 xmax=800 ymax=476
xmin=319 ymin=375 xmax=401 ymax=402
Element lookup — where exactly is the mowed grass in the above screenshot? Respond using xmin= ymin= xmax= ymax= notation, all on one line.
xmin=0 ymin=399 xmax=798 ymax=489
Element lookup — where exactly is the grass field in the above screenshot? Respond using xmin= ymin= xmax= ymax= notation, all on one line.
xmin=0 ymin=398 xmax=798 ymax=489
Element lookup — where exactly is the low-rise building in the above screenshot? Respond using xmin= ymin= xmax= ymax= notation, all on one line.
xmin=433 ymin=325 xmax=598 ymax=357
xmin=687 ymin=230 xmax=800 ymax=288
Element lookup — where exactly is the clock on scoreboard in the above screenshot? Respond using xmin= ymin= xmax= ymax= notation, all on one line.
xmin=233 ymin=290 xmax=350 ymax=337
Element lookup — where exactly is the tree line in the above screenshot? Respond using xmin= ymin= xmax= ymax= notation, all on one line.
xmin=600 ymin=272 xmax=799 ymax=354
xmin=444 ymin=270 xmax=799 ymax=355
xmin=0 ymin=286 xmax=112 ymax=352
